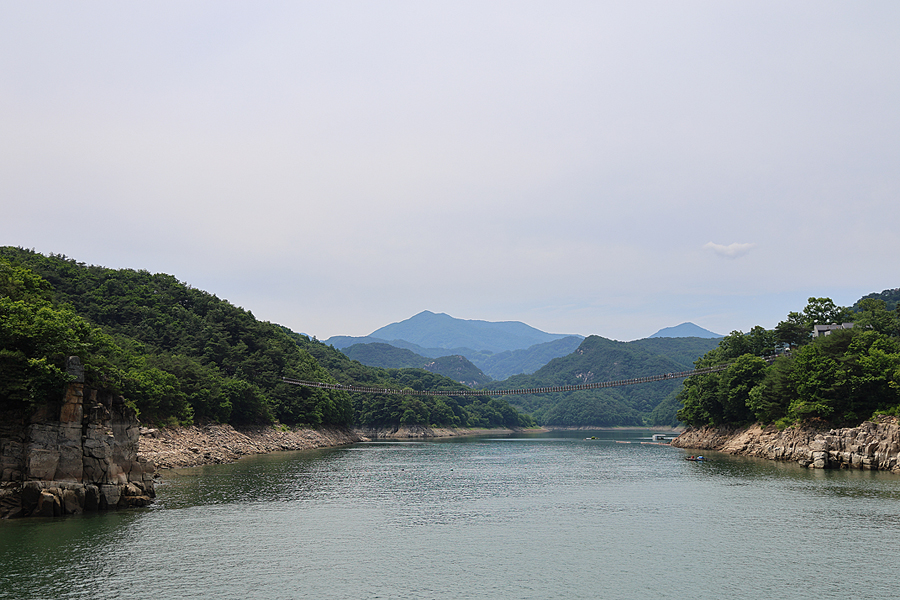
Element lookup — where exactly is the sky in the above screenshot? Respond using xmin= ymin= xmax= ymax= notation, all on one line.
xmin=2 ymin=2 xmax=899 ymax=342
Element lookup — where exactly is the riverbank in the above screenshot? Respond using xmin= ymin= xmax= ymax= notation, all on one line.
xmin=543 ymin=426 xmax=684 ymax=432
xmin=138 ymin=424 xmax=546 ymax=469
xmin=138 ymin=424 xmax=362 ymax=469
xmin=357 ymin=424 xmax=545 ymax=440
xmin=671 ymin=416 xmax=900 ymax=472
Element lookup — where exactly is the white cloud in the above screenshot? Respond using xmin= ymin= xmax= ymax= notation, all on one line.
xmin=703 ymin=242 xmax=756 ymax=259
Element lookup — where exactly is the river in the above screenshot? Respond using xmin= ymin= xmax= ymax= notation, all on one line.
xmin=3 ymin=429 xmax=900 ymax=599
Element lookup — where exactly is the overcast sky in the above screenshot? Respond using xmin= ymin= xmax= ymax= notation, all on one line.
xmin=2 ymin=2 xmax=898 ymax=341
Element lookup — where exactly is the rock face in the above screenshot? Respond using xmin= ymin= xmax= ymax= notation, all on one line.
xmin=0 ymin=357 xmax=155 ymax=519
xmin=671 ymin=417 xmax=900 ymax=473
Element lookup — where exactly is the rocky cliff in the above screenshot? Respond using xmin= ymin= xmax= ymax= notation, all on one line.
xmin=0 ymin=357 xmax=155 ymax=518
xmin=672 ymin=416 xmax=900 ymax=473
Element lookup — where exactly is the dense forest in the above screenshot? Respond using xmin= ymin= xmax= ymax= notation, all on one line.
xmin=8 ymin=247 xmax=895 ymax=433
xmin=483 ymin=335 xmax=720 ymax=427
xmin=342 ymin=342 xmax=493 ymax=387
xmin=677 ymin=296 xmax=900 ymax=428
xmin=0 ymin=247 xmax=533 ymax=430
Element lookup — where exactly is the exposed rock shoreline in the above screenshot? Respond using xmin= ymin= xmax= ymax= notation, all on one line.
xmin=138 ymin=424 xmax=363 ymax=469
xmin=1 ymin=358 xmax=155 ymax=519
xmin=671 ymin=416 xmax=900 ymax=473
xmin=139 ymin=424 xmax=540 ymax=470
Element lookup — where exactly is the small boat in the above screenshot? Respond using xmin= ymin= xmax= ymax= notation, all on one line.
xmin=684 ymin=456 xmax=706 ymax=461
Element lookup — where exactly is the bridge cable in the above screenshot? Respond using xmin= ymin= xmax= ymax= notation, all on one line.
xmin=282 ymin=353 xmax=782 ymax=397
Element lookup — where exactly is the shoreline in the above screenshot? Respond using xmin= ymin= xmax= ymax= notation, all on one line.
xmin=138 ymin=424 xmax=549 ymax=470
xmin=542 ymin=425 xmax=684 ymax=432
xmin=138 ymin=424 xmax=362 ymax=470
xmin=671 ymin=416 xmax=900 ymax=472
xmin=138 ymin=423 xmax=685 ymax=472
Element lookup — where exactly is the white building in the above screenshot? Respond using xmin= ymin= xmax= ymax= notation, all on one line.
xmin=812 ymin=323 xmax=854 ymax=338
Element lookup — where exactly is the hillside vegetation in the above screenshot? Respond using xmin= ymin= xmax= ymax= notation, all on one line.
xmin=328 ymin=331 xmax=584 ymax=380
xmin=342 ymin=343 xmax=493 ymax=387
xmin=484 ymin=335 xmax=720 ymax=427
xmin=677 ymin=296 xmax=900 ymax=428
xmin=0 ymin=248 xmax=533 ymax=430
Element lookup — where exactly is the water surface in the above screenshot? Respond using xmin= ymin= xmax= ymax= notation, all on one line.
xmin=3 ymin=429 xmax=899 ymax=599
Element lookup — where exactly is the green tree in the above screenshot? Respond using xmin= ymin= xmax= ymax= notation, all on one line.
xmin=719 ymin=354 xmax=767 ymax=423
xmin=121 ymin=366 xmax=194 ymax=425
xmin=788 ymin=329 xmax=853 ymax=421
xmin=775 ymin=311 xmax=809 ymax=348
xmin=853 ymin=298 xmax=900 ymax=337
xmin=803 ymin=297 xmax=853 ymax=328
xmin=747 ymin=356 xmax=794 ymax=423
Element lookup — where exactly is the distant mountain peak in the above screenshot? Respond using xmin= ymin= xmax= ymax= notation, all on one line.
xmin=648 ymin=322 xmax=722 ymax=339
xmin=368 ymin=311 xmax=581 ymax=353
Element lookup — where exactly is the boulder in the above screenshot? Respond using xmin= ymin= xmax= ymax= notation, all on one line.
xmin=34 ymin=491 xmax=60 ymax=518
xmin=811 ymin=451 xmax=828 ymax=469
xmin=84 ymin=485 xmax=100 ymax=512
xmin=98 ymin=484 xmax=120 ymax=510
xmin=61 ymin=488 xmax=83 ymax=515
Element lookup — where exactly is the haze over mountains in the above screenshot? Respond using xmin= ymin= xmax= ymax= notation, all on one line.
xmin=326 ymin=310 xmax=722 ymax=384
xmin=370 ymin=310 xmax=578 ymax=352
xmin=322 ymin=310 xmax=722 ymax=426
xmin=648 ymin=322 xmax=723 ymax=339
xmin=7 ymin=245 xmax=897 ymax=429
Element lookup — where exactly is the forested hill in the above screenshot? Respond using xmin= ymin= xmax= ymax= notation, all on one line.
xmin=328 ymin=335 xmax=584 ymax=381
xmin=342 ymin=342 xmax=492 ymax=387
xmin=854 ymin=288 xmax=900 ymax=312
xmin=484 ymin=335 xmax=720 ymax=427
xmin=0 ymin=247 xmax=533 ymax=430
xmin=340 ymin=336 xmax=583 ymax=382
xmin=677 ymin=296 xmax=900 ymax=429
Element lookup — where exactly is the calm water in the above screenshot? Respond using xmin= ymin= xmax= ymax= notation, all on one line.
xmin=3 ymin=429 xmax=900 ymax=599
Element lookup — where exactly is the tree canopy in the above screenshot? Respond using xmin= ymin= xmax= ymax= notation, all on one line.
xmin=1 ymin=247 xmax=532 ymax=429
xmin=678 ymin=296 xmax=900 ymax=428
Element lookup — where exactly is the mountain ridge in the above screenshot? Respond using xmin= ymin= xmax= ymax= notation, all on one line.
xmin=368 ymin=310 xmax=580 ymax=353
xmin=648 ymin=322 xmax=722 ymax=339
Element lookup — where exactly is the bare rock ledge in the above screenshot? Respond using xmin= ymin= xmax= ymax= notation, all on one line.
xmin=671 ymin=416 xmax=900 ymax=472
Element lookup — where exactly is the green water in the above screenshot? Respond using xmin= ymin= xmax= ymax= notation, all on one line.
xmin=3 ymin=429 xmax=900 ymax=599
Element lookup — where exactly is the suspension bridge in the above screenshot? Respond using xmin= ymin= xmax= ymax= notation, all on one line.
xmin=282 ymin=353 xmax=782 ymax=397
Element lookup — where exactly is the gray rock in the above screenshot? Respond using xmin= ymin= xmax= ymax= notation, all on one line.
xmin=26 ymin=449 xmax=60 ymax=481
xmin=66 ymin=356 xmax=85 ymax=383
xmin=35 ymin=491 xmax=59 ymax=518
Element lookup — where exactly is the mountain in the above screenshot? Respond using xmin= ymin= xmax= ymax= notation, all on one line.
xmin=328 ymin=312 xmax=585 ymax=381
xmin=369 ymin=310 xmax=580 ymax=353
xmin=648 ymin=322 xmax=722 ymax=339
xmin=342 ymin=342 xmax=428 ymax=369
xmin=341 ymin=343 xmax=492 ymax=387
xmin=485 ymin=335 xmax=721 ymax=427
xmin=326 ymin=335 xmax=470 ymax=357
xmin=854 ymin=287 xmax=900 ymax=312
xmin=628 ymin=337 xmax=726 ymax=366
xmin=475 ymin=336 xmax=584 ymax=380
xmin=332 ymin=334 xmax=585 ymax=382
xmin=423 ymin=355 xmax=492 ymax=388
